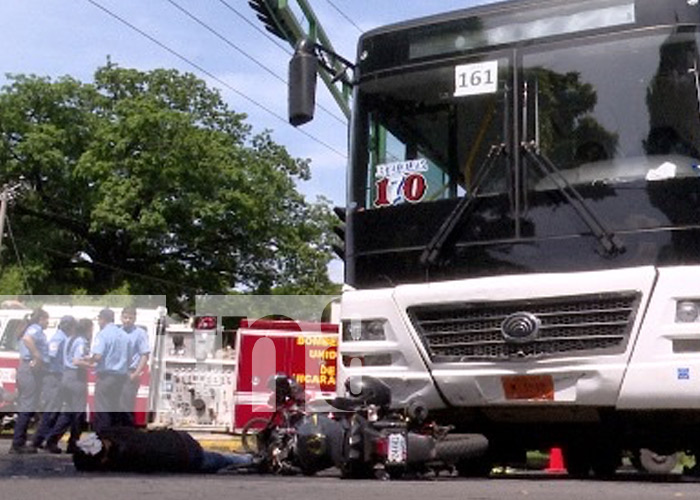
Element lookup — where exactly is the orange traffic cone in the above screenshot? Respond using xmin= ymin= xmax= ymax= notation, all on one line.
xmin=545 ymin=447 xmax=567 ymax=474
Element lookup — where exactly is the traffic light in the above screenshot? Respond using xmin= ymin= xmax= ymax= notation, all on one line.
xmin=248 ymin=0 xmax=291 ymax=41
xmin=332 ymin=205 xmax=346 ymax=261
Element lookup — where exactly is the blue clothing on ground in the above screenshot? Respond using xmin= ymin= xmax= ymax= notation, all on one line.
xmin=47 ymin=328 xmax=68 ymax=373
xmin=18 ymin=323 xmax=49 ymax=363
xmin=122 ymin=325 xmax=150 ymax=371
xmin=91 ymin=323 xmax=129 ymax=374
xmin=199 ymin=451 xmax=254 ymax=473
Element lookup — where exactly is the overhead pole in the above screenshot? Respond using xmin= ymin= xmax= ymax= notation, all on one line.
xmin=248 ymin=0 xmax=352 ymax=119
xmin=0 ymin=182 xmax=25 ymax=261
xmin=0 ymin=190 xmax=8 ymax=259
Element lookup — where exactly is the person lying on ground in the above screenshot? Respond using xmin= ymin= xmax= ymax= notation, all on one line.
xmin=72 ymin=427 xmax=256 ymax=474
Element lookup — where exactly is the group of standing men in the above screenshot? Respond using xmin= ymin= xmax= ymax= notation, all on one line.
xmin=10 ymin=306 xmax=151 ymax=454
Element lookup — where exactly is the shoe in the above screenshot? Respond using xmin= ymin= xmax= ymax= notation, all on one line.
xmin=66 ymin=443 xmax=78 ymax=454
xmin=44 ymin=443 xmax=62 ymax=454
xmin=8 ymin=445 xmax=38 ymax=455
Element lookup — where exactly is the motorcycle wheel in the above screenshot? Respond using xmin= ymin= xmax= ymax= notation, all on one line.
xmin=436 ymin=434 xmax=489 ymax=463
xmin=440 ymin=434 xmax=491 ymax=477
xmin=241 ymin=417 xmax=272 ymax=454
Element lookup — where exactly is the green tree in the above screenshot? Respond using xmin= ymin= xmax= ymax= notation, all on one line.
xmin=0 ymin=63 xmax=338 ymax=312
xmin=528 ymin=68 xmax=618 ymax=167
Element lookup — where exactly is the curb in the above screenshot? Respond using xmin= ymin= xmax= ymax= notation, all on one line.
xmin=192 ymin=435 xmax=243 ymax=453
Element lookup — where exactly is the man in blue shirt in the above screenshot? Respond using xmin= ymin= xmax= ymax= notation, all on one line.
xmin=119 ymin=306 xmax=151 ymax=427
xmin=33 ymin=315 xmax=75 ymax=452
xmin=87 ymin=308 xmax=129 ymax=433
xmin=44 ymin=317 xmax=93 ymax=453
xmin=10 ymin=308 xmax=50 ymax=454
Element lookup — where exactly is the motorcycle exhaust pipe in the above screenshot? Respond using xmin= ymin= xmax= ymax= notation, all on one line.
xmin=406 ymin=399 xmax=429 ymax=423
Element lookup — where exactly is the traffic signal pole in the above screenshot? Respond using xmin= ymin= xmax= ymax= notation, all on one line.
xmin=248 ymin=0 xmax=352 ymax=119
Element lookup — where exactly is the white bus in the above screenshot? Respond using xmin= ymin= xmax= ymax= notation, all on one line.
xmin=291 ymin=0 xmax=700 ymax=477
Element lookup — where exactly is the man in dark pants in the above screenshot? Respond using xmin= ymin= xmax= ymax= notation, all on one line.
xmin=73 ymin=427 xmax=255 ymax=473
xmin=10 ymin=308 xmax=50 ymax=454
xmin=119 ymin=306 xmax=150 ymax=427
xmin=87 ymin=309 xmax=129 ymax=433
xmin=44 ymin=317 xmax=93 ymax=453
xmin=33 ymin=315 xmax=75 ymax=451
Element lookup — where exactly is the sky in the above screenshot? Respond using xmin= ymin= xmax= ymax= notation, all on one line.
xmin=0 ymin=0 xmax=493 ymax=282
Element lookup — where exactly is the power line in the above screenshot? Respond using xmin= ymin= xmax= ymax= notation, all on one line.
xmin=325 ymin=0 xmax=363 ymax=34
xmin=214 ymin=0 xmax=292 ymax=56
xmin=85 ymin=0 xmax=346 ymax=159
xmin=165 ymin=0 xmax=345 ymax=126
xmin=13 ymin=233 xmax=205 ymax=294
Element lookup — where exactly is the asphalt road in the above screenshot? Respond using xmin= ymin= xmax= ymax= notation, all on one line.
xmin=1 ymin=438 xmax=699 ymax=500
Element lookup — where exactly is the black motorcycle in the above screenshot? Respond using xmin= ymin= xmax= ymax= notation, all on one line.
xmin=243 ymin=374 xmax=489 ymax=479
xmin=240 ymin=374 xmax=311 ymax=474
xmin=327 ymin=376 xmax=489 ymax=479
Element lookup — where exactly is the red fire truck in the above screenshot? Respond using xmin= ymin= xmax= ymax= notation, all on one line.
xmin=232 ymin=319 xmax=339 ymax=431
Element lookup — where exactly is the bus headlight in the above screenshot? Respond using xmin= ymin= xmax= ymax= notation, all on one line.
xmin=342 ymin=354 xmax=393 ymax=367
xmin=676 ymin=301 xmax=700 ymax=323
xmin=342 ymin=319 xmax=387 ymax=341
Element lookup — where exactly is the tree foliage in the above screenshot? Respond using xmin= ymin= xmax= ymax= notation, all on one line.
xmin=0 ymin=63 xmax=338 ymax=311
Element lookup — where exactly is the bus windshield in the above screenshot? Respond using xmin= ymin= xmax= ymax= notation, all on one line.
xmin=352 ymin=28 xmax=700 ymax=210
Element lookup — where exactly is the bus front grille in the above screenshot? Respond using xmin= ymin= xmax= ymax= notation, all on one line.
xmin=407 ymin=292 xmax=640 ymax=362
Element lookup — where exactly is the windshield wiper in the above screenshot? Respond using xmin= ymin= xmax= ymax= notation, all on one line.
xmin=420 ymin=143 xmax=507 ymax=267
xmin=520 ymin=141 xmax=625 ymax=256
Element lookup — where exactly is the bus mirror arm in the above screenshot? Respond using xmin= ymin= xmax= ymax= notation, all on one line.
xmin=520 ymin=141 xmax=625 ymax=256
xmin=420 ymin=143 xmax=507 ymax=268
xmin=314 ymin=43 xmax=356 ymax=86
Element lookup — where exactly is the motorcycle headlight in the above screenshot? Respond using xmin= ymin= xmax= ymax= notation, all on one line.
xmin=677 ymin=301 xmax=700 ymax=323
xmin=342 ymin=319 xmax=387 ymax=341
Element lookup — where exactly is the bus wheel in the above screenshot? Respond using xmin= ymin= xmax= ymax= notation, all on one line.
xmin=563 ymin=446 xmax=591 ymax=478
xmin=591 ymin=447 xmax=620 ymax=479
xmin=633 ymin=449 xmax=679 ymax=474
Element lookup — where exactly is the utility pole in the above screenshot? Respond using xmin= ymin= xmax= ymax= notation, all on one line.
xmin=0 ymin=182 xmax=25 ymax=260
xmin=0 ymin=191 xmax=7 ymax=257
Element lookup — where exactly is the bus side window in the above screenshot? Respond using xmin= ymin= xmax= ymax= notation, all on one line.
xmin=0 ymin=319 xmax=25 ymax=352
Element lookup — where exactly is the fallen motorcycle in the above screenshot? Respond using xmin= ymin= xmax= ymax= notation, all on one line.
xmin=330 ymin=376 xmax=489 ymax=479
xmin=240 ymin=374 xmax=311 ymax=474
xmin=241 ymin=374 xmax=489 ymax=479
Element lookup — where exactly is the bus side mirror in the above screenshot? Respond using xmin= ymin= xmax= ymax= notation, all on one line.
xmin=289 ymin=39 xmax=318 ymax=126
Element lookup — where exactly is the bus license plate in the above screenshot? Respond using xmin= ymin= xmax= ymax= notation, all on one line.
xmin=502 ymin=375 xmax=554 ymax=401
xmin=387 ymin=433 xmax=407 ymax=464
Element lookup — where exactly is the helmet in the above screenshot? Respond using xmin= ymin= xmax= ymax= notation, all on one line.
xmin=344 ymin=376 xmax=392 ymax=407
xmin=268 ymin=373 xmax=303 ymax=406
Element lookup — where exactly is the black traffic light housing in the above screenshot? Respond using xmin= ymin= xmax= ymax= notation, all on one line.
xmin=332 ymin=205 xmax=346 ymax=261
xmin=248 ymin=0 xmax=291 ymax=40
